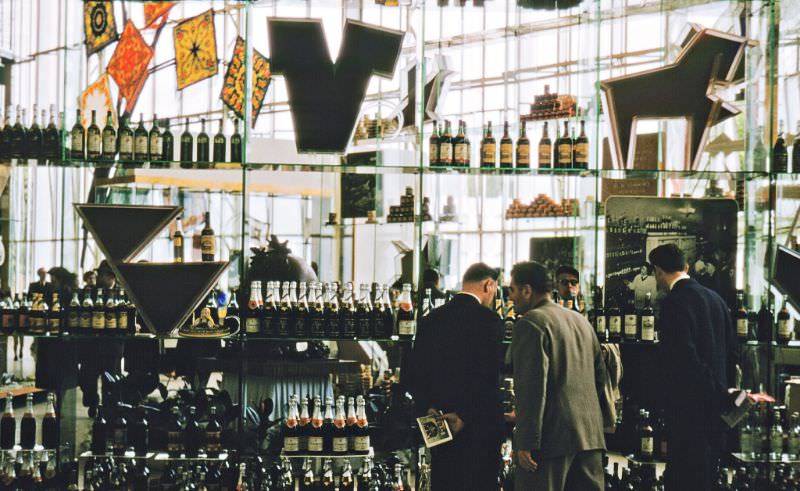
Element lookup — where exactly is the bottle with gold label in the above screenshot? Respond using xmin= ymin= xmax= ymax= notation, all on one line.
xmin=573 ymin=119 xmax=589 ymax=169
xmin=105 ymin=290 xmax=118 ymax=334
xmin=538 ymin=122 xmax=551 ymax=169
xmin=86 ymin=110 xmax=101 ymax=160
xmin=48 ymin=293 xmax=61 ymax=335
xmin=453 ymin=121 xmax=469 ymax=167
xmin=480 ymin=122 xmax=496 ymax=168
xmin=438 ymin=120 xmax=453 ymax=167
xmin=201 ymin=212 xmax=215 ymax=262
xmin=499 ymin=121 xmax=513 ymax=169
xmin=516 ymin=121 xmax=530 ymax=169
xmin=101 ymin=111 xmax=116 ymax=161
xmin=557 ymin=121 xmax=573 ymax=169
xmin=173 ymin=218 xmax=184 ymax=263
xmin=428 ymin=121 xmax=440 ymax=166
xmin=29 ymin=293 xmax=46 ymax=334
xmin=79 ymin=289 xmax=93 ymax=331
xmin=92 ymin=288 xmax=106 ymax=332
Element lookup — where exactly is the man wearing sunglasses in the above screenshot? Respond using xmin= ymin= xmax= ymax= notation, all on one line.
xmin=555 ymin=265 xmax=581 ymax=301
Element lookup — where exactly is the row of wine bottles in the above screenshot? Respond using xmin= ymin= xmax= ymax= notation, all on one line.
xmin=91 ymin=404 xmax=224 ymax=459
xmin=429 ymin=120 xmax=589 ymax=170
xmin=0 ymin=393 xmax=58 ymax=451
xmin=282 ymin=395 xmax=370 ymax=455
xmin=732 ymin=292 xmax=793 ymax=344
xmin=587 ymin=291 xmax=658 ymax=344
xmin=239 ymin=281 xmax=416 ymax=340
xmin=740 ymin=403 xmax=800 ymax=460
xmin=0 ymin=448 xmax=59 ymax=491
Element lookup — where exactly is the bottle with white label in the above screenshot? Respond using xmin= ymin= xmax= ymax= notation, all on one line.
xmin=639 ymin=292 xmax=655 ymax=342
xmin=607 ymin=300 xmax=622 ymax=343
xmin=623 ymin=298 xmax=638 ymax=342
xmin=396 ymin=283 xmax=416 ymax=339
xmin=637 ymin=409 xmax=654 ymax=461
xmin=283 ymin=396 xmax=300 ymax=454
xmin=245 ymin=281 xmax=263 ymax=335
xmin=777 ymin=301 xmax=792 ymax=344
xmin=734 ymin=291 xmax=750 ymax=342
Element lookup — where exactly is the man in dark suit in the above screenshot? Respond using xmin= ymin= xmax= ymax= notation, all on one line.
xmin=509 ymin=261 xmax=606 ymax=491
xmin=28 ymin=267 xmax=53 ymax=304
xmin=649 ymin=244 xmax=737 ymax=491
xmin=407 ymin=262 xmax=504 ymax=491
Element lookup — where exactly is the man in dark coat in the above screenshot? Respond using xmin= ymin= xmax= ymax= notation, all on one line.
xmin=406 ymin=262 xmax=504 ymax=491
xmin=649 ymin=243 xmax=738 ymax=491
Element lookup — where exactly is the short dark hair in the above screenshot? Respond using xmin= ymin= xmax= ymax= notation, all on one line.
xmin=462 ymin=263 xmax=499 ymax=284
xmin=511 ymin=261 xmax=552 ymax=294
xmin=422 ymin=268 xmax=440 ymax=285
xmin=649 ymin=244 xmax=687 ymax=273
xmin=555 ymin=265 xmax=579 ymax=280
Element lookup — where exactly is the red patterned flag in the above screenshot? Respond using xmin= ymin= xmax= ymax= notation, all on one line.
xmin=108 ymin=21 xmax=154 ymax=115
xmin=220 ymin=37 xmax=272 ymax=127
xmin=174 ymin=9 xmax=218 ymax=91
xmin=84 ymin=1 xmax=118 ymax=55
xmin=143 ymin=2 xmax=175 ymax=29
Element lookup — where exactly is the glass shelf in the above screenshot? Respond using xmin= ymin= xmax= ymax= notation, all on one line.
xmin=0 ymin=332 xmax=412 ymax=342
xmin=732 ymin=452 xmax=800 ymax=464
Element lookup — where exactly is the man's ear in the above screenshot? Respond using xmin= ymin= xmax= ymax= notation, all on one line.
xmin=684 ymin=264 xmax=689 ymax=273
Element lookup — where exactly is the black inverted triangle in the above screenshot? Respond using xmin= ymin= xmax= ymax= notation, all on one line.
xmin=113 ymin=262 xmax=230 ymax=335
xmin=75 ymin=204 xmax=181 ymax=262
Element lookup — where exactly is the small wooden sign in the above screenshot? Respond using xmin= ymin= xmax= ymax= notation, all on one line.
xmin=601 ymin=133 xmax=661 ymax=201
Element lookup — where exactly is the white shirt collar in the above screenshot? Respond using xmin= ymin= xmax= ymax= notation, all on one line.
xmin=669 ymin=273 xmax=691 ymax=291
xmin=458 ymin=291 xmax=482 ymax=304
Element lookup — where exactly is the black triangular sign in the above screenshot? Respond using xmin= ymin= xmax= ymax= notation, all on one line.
xmin=75 ymin=204 xmax=181 ymax=262
xmin=113 ymin=262 xmax=229 ymax=335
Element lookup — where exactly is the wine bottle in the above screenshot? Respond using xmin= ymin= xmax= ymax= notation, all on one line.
xmin=134 ymin=113 xmax=149 ymax=163
xmin=283 ymin=396 xmax=300 ymax=455
xmin=196 ymin=118 xmax=210 ymax=167
xmin=325 ymin=282 xmax=341 ymax=339
xmin=346 ymin=396 xmax=357 ymax=452
xmin=499 ymin=121 xmax=513 ymax=169
xmin=200 ymin=212 xmax=216 ymax=262
xmin=396 ymin=283 xmax=416 ymax=339
xmin=41 ymin=393 xmax=57 ymax=450
xmin=792 ymin=120 xmax=800 ymax=174
xmin=264 ymin=281 xmax=279 ymax=337
xmin=341 ymin=282 xmax=357 ymax=339
xmin=480 ymin=122 xmax=496 ymax=168
xmin=453 ymin=121 xmax=469 ymax=167
xmin=0 ymin=393 xmax=14 ymax=450
xmin=295 ymin=282 xmax=310 ymax=339
xmin=374 ymin=284 xmax=393 ymax=339
xmin=590 ymin=288 xmax=606 ymax=342
xmin=20 ymin=393 xmax=35 ymax=450
xmin=27 ymin=105 xmax=43 ymax=159
xmin=111 ymin=405 xmax=127 ymax=455
xmin=173 ymin=217 xmax=184 ymax=263
xmin=778 ymin=301 xmax=792 ymax=344
xmin=101 ymin=111 xmax=116 ymax=161
xmin=307 ymin=396 xmax=324 ymax=454
xmin=516 ymin=120 xmax=530 ymax=169
xmin=298 ymin=397 xmax=310 ymax=452
xmin=428 ymin=121 xmax=439 ymax=167
xmin=322 ymin=396 xmax=334 ymax=453
xmin=161 ymin=119 xmax=174 ymax=162
xmin=734 ymin=291 xmax=750 ymax=341
xmin=118 ymin=116 xmax=134 ymax=164
xmin=92 ymin=288 xmax=105 ymax=333
xmin=43 ymin=105 xmax=60 ymax=160
xmin=556 ymin=121 xmax=572 ymax=169
xmin=166 ymin=406 xmax=184 ymax=457
xmin=574 ymin=119 xmax=589 ymax=169
xmin=9 ymin=106 xmax=26 ymax=159
xmin=70 ymin=108 xmax=85 ymax=160
xmin=332 ymin=396 xmax=348 ymax=454
xmin=607 ymin=300 xmax=622 ymax=343
xmin=129 ymin=407 xmax=149 ymax=457
xmin=245 ymin=280 xmax=263 ymax=336
xmin=90 ymin=405 xmax=107 ymax=455
xmin=180 ymin=118 xmax=193 ymax=167
xmin=205 ymin=406 xmax=223 ymax=457
xmin=773 ymin=121 xmax=789 ymax=173
xmin=757 ymin=296 xmax=773 ymax=343
xmin=538 ymin=121 xmax=551 ymax=169
xmin=230 ymin=119 xmax=242 ymax=163
xmin=116 ymin=289 xmax=129 ymax=336
xmin=277 ymin=281 xmax=293 ymax=338
xmin=637 ymin=409 xmax=654 ymax=462
xmin=0 ymin=107 xmax=10 ymax=160
xmin=309 ymin=282 xmax=326 ymax=338
xmin=639 ymin=292 xmax=655 ymax=342
xmin=352 ymin=395 xmax=370 ymax=454
xmin=184 ymin=406 xmax=203 ymax=458
xmin=356 ymin=283 xmax=373 ymax=339
xmin=79 ymin=290 xmax=93 ymax=331
xmin=86 ymin=110 xmax=101 ymax=160
xmin=439 ymin=120 xmax=453 ymax=167
xmin=213 ymin=119 xmax=226 ymax=163
xmin=149 ymin=115 xmax=162 ymax=168
xmin=104 ymin=291 xmax=117 ymax=334
xmin=623 ymin=297 xmax=637 ymax=342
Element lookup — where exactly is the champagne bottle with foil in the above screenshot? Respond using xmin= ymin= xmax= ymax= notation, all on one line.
xmin=245 ymin=280 xmax=263 ymax=336
xmin=26 ymin=105 xmax=43 ymax=159
xmin=396 ymin=283 xmax=416 ymax=339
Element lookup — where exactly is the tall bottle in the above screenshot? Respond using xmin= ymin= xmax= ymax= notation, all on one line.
xmin=735 ymin=291 xmax=750 ymax=341
xmin=757 ymin=296 xmax=773 ymax=343
xmin=200 ymin=212 xmax=216 ymax=262
xmin=47 ymin=292 xmax=62 ymax=335
xmin=161 ymin=119 xmax=174 ymax=162
xmin=10 ymin=107 xmax=26 ymax=159
xmin=92 ymin=288 xmax=106 ymax=333
xmin=0 ymin=107 xmax=11 ymax=160
xmin=374 ymin=284 xmax=394 ymax=339
xmin=104 ymin=291 xmax=117 ymax=334
xmin=771 ymin=409 xmax=785 ymax=459
xmin=307 ymin=396 xmax=324 ymax=454
xmin=454 ymin=121 xmax=470 ymax=167
xmin=396 ymin=283 xmax=416 ymax=339
xmin=0 ymin=393 xmax=14 ymax=450
xmin=180 ymin=118 xmax=193 ymax=167
xmin=438 ymin=120 xmax=453 ymax=166
xmin=356 ymin=284 xmax=373 ymax=339
xmin=778 ymin=300 xmax=792 ymax=344
xmin=332 ymin=397 xmax=348 ymax=454
xmin=341 ymin=282 xmax=357 ymax=338
xmin=196 ymin=118 xmax=210 ymax=167
xmin=773 ymin=121 xmax=789 ymax=173
xmin=166 ymin=406 xmax=184 ymax=457
xmin=26 ymin=105 xmax=43 ymax=159
xmin=129 ymin=407 xmax=149 ymax=457
xmin=86 ymin=110 xmax=102 ymax=160
xmin=278 ymin=281 xmax=294 ymax=337
xmin=230 ymin=119 xmax=242 ymax=163
xmin=118 ymin=116 xmax=134 ymax=163
xmin=134 ymin=114 xmax=149 ymax=163
xmin=322 ymin=396 xmax=334 ymax=453
xmin=428 ymin=121 xmax=440 ymax=166
xmin=184 ymin=406 xmax=203 ymax=458
xmin=111 ymin=404 xmax=127 ymax=455
xmin=538 ymin=121 xmax=552 ymax=169
xmin=309 ymin=283 xmax=326 ymax=338
xmin=205 ymin=406 xmax=223 ymax=457
xmin=295 ymin=282 xmax=310 ymax=338
xmin=70 ymin=109 xmax=85 ymax=160
xmin=793 ymin=121 xmax=800 ymax=174
xmin=173 ymin=217 xmax=184 ymax=263
xmin=263 ymin=281 xmax=279 ymax=337
xmin=480 ymin=122 xmax=496 ymax=168
xmin=556 ymin=121 xmax=572 ymax=169
xmin=43 ymin=105 xmax=60 ymax=160
xmin=80 ymin=290 xmax=93 ymax=331
xmin=573 ymin=119 xmax=589 ymax=169
xmin=637 ymin=409 xmax=654 ymax=462
xmin=283 ymin=396 xmax=300 ymax=454
xmin=148 ymin=115 xmax=162 ymax=167
xmin=213 ymin=119 xmax=226 ymax=163
xmin=20 ymin=393 xmax=35 ymax=450
xmin=607 ymin=300 xmax=622 ymax=343
xmin=352 ymin=395 xmax=370 ymax=454
xmin=590 ymin=288 xmax=606 ymax=341
xmin=623 ymin=297 xmax=638 ymax=342
xmin=516 ymin=120 xmax=530 ymax=169
xmin=298 ymin=397 xmax=310 ymax=452
xmin=639 ymin=292 xmax=655 ymax=342
xmin=325 ymin=283 xmax=341 ymax=339
xmin=499 ymin=121 xmax=513 ymax=169
xmin=245 ymin=281 xmax=263 ymax=336
xmin=90 ymin=405 xmax=107 ymax=455
xmin=101 ymin=111 xmax=116 ymax=160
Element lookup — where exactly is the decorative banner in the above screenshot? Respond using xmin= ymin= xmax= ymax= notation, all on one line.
xmin=84 ymin=0 xmax=119 ymax=55
xmin=80 ymin=74 xmax=115 ymax=128
xmin=269 ymin=18 xmax=404 ymax=153
xmin=143 ymin=2 xmax=175 ymax=29
xmin=220 ymin=37 xmax=272 ymax=128
xmin=107 ymin=21 xmax=154 ymax=115
xmin=174 ymin=9 xmax=218 ymax=91
xmin=599 ymin=24 xmax=748 ymax=171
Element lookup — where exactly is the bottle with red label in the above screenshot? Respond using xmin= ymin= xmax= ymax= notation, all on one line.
xmin=396 ymin=283 xmax=416 ymax=340
xmin=332 ymin=396 xmax=348 ymax=455
xmin=283 ymin=396 xmax=300 ymax=454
